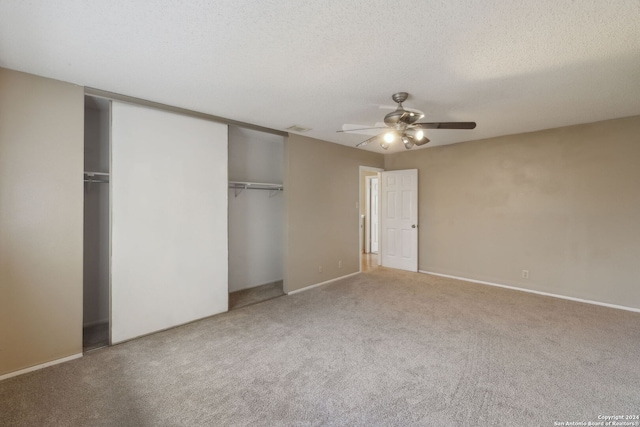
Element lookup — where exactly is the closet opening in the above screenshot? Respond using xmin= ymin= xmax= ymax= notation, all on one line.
xmin=228 ymin=126 xmax=285 ymax=310
xmin=83 ymin=95 xmax=111 ymax=351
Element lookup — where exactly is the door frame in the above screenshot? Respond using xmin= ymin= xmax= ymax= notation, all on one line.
xmin=359 ymin=166 xmax=384 ymax=272
xmin=366 ymin=173 xmax=380 ymax=255
xmin=365 ymin=176 xmax=371 ymax=253
xmin=365 ymin=175 xmax=380 ymax=254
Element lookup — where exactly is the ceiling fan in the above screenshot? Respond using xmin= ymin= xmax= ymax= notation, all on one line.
xmin=340 ymin=92 xmax=476 ymax=150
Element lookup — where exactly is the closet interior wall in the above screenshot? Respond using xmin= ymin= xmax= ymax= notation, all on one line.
xmin=228 ymin=127 xmax=284 ymax=292
xmin=83 ymin=96 xmax=110 ymax=338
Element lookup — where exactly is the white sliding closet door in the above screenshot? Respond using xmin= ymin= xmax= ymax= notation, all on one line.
xmin=111 ymin=102 xmax=228 ymax=344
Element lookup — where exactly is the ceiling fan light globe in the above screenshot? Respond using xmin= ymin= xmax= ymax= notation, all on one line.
xmin=414 ymin=136 xmax=430 ymax=146
xmin=402 ymin=135 xmax=414 ymax=149
xmin=379 ymin=141 xmax=389 ymax=150
xmin=405 ymin=127 xmax=424 ymax=141
xmin=383 ymin=132 xmax=395 ymax=143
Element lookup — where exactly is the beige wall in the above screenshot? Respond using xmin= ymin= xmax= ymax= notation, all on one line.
xmin=385 ymin=116 xmax=640 ymax=309
xmin=284 ymin=135 xmax=384 ymax=292
xmin=0 ymin=68 xmax=84 ymax=375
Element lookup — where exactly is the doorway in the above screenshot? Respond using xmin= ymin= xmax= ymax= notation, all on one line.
xmin=359 ymin=166 xmax=383 ymax=272
xmin=359 ymin=167 xmax=419 ymax=274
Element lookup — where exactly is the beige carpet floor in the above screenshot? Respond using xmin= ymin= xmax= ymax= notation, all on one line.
xmin=1 ymin=268 xmax=639 ymax=426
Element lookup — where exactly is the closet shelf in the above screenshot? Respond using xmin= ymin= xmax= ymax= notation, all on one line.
xmin=229 ymin=181 xmax=283 ymax=198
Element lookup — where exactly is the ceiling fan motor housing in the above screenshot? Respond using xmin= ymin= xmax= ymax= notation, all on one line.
xmin=384 ymin=92 xmax=423 ymax=127
xmin=391 ymin=92 xmax=409 ymax=103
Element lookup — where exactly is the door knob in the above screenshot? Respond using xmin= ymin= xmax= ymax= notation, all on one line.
xmin=411 ymin=224 xmax=416 ymax=228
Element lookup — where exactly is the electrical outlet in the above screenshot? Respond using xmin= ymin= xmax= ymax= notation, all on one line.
xmin=318 ymin=265 xmax=323 ymax=273
xmin=522 ymin=270 xmax=529 ymax=279
xmin=338 ymin=260 xmax=343 ymax=268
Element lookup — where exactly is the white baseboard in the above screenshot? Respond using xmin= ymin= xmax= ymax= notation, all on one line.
xmin=0 ymin=353 xmax=83 ymax=382
xmin=419 ymin=270 xmax=640 ymax=314
xmin=286 ymin=272 xmax=361 ymax=295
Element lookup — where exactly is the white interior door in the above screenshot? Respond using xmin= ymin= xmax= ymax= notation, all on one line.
xmin=111 ymin=102 xmax=228 ymax=344
xmin=380 ymin=169 xmax=418 ymax=271
xmin=370 ymin=177 xmax=379 ymax=253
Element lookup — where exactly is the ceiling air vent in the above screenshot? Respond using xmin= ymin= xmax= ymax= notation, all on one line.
xmin=286 ymin=125 xmax=311 ymax=133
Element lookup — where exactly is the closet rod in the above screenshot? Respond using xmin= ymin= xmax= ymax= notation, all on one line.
xmin=229 ymin=181 xmax=283 ymax=198
xmin=84 ymin=172 xmax=110 ymax=190
xmin=230 ymin=187 xmax=282 ymax=191
xmin=228 ymin=181 xmax=281 ymax=187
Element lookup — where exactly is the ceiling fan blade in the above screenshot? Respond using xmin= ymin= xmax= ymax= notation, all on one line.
xmin=338 ymin=126 xmax=387 ymax=133
xmin=415 ymin=122 xmax=476 ymax=130
xmin=355 ymin=134 xmax=380 ymax=147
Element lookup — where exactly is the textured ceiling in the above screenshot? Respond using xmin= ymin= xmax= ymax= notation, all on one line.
xmin=1 ymin=1 xmax=639 ymax=153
